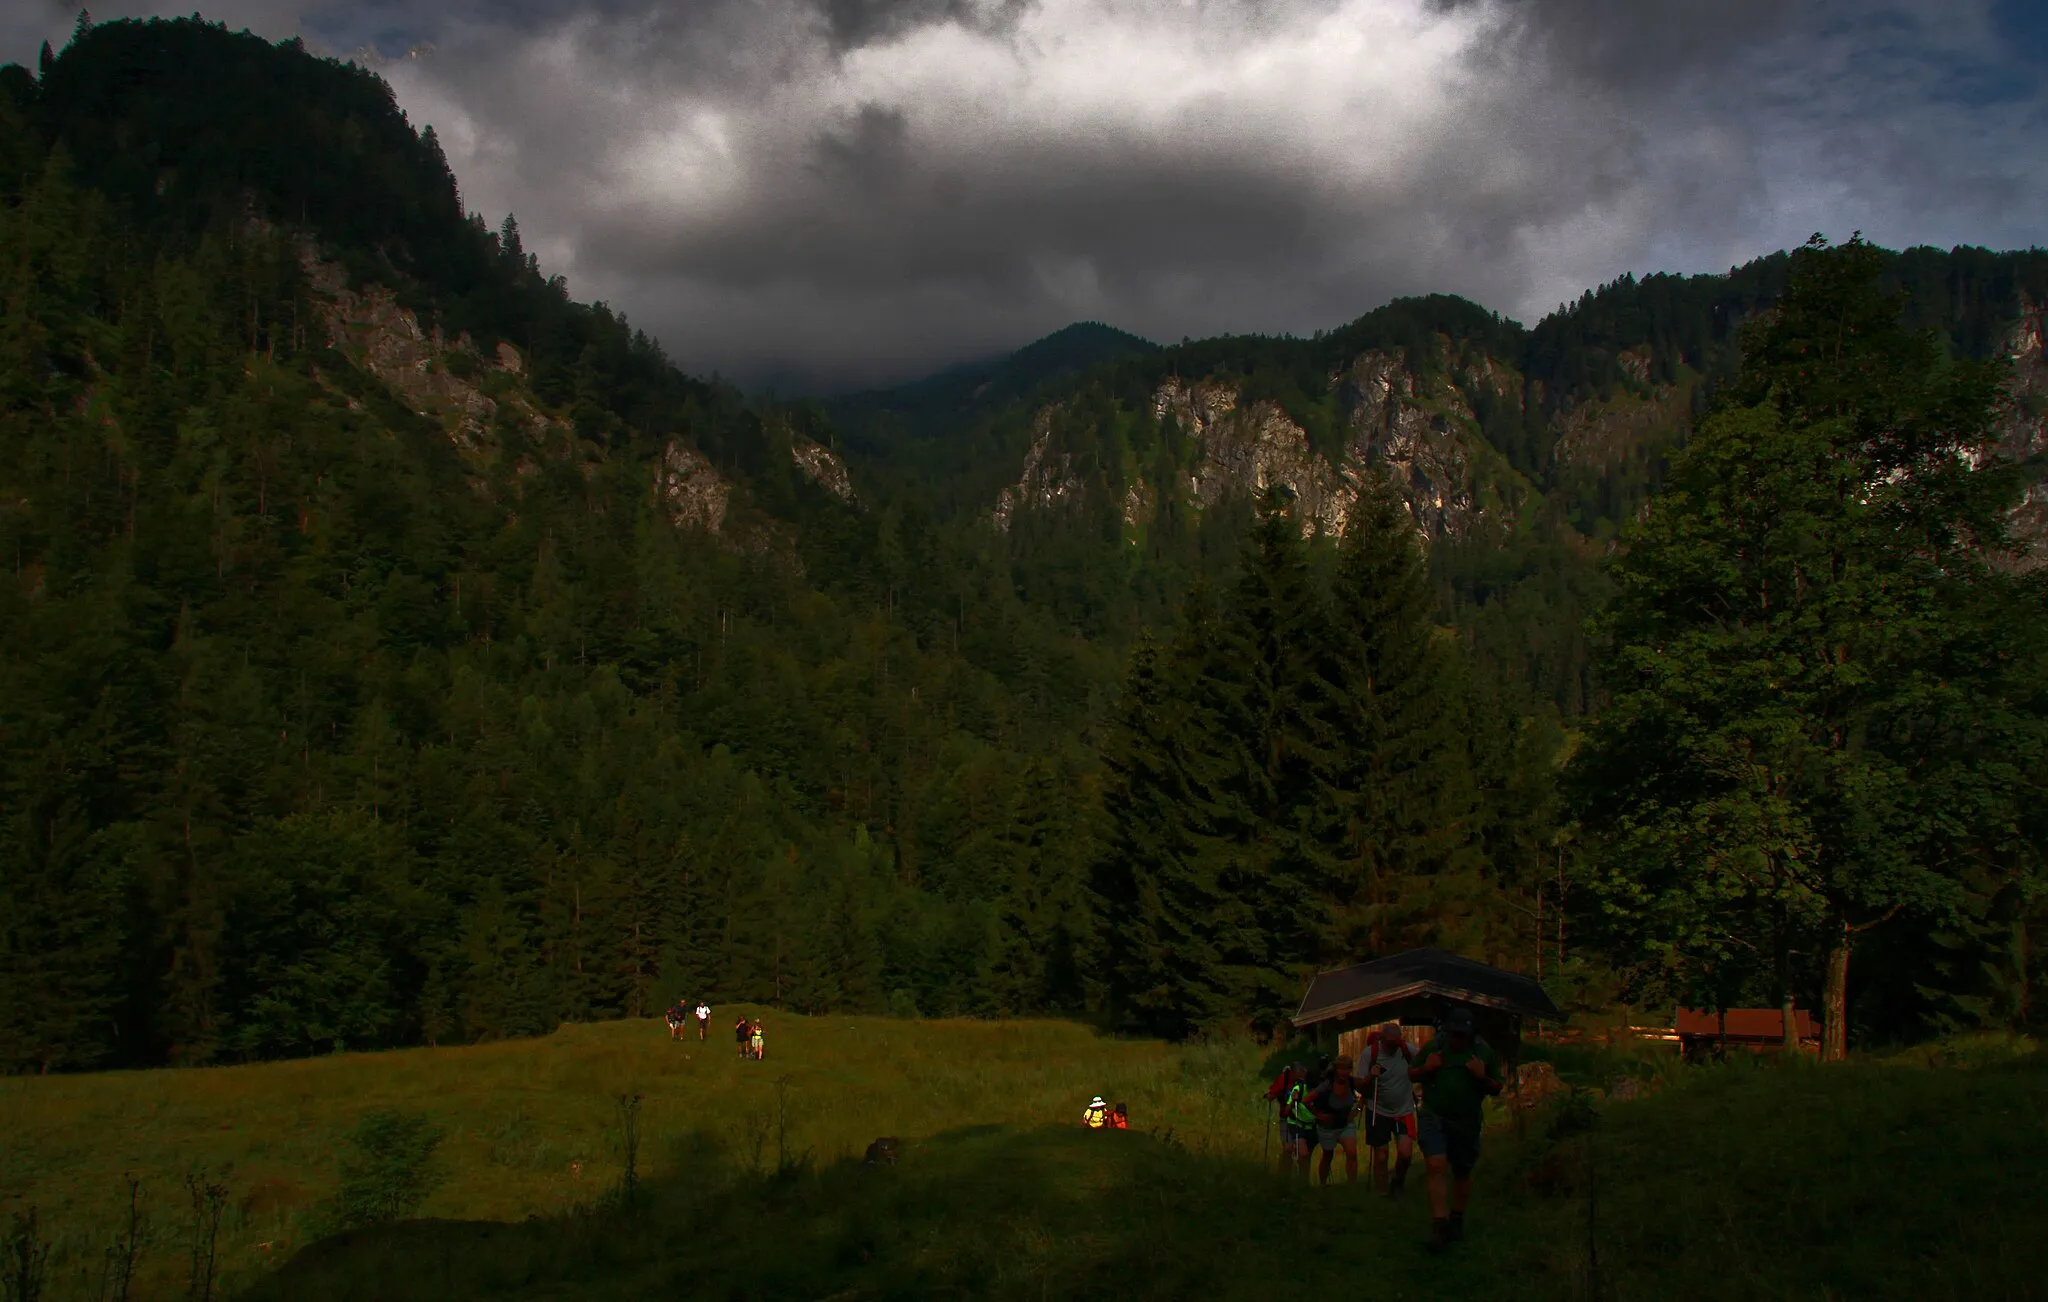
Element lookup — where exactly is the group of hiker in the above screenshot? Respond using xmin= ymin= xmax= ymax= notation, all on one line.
xmin=734 ymin=1015 xmax=766 ymax=1060
xmin=1080 ymin=1096 xmax=1129 ymax=1130
xmin=662 ymin=1001 xmax=766 ymax=1060
xmin=665 ymin=1000 xmax=712 ymax=1041
xmin=1265 ymin=1007 xmax=1502 ymax=1252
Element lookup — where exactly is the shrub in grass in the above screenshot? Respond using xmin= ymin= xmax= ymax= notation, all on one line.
xmin=322 ymin=1111 xmax=446 ymax=1231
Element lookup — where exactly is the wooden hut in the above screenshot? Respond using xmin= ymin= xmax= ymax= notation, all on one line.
xmin=1291 ymin=947 xmax=1563 ymax=1071
xmin=1674 ymin=1008 xmax=1819 ymax=1061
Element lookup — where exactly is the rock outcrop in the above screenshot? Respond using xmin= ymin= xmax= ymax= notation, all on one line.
xmin=1996 ymin=297 xmax=2048 ymax=569
xmin=995 ymin=346 xmax=1522 ymax=543
xmin=993 ymin=408 xmax=1088 ymax=531
xmin=790 ymin=435 xmax=857 ymax=504
xmin=1335 ymin=351 xmax=1506 ymax=540
xmin=1153 ymin=378 xmax=1352 ymax=533
xmin=299 ymin=245 xmax=553 ymax=457
xmin=655 ymin=441 xmax=731 ymax=534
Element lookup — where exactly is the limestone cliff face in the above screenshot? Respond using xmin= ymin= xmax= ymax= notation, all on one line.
xmin=1334 ymin=351 xmax=1513 ymax=541
xmin=301 ymin=243 xmax=743 ymax=538
xmin=790 ymin=435 xmax=857 ymax=503
xmin=993 ymin=407 xmax=1087 ymax=531
xmin=300 ymin=247 xmax=547 ymax=457
xmin=1152 ymin=377 xmax=1351 ymax=532
xmin=655 ymin=441 xmax=731 ymax=534
xmin=1996 ymin=298 xmax=2048 ymax=568
xmin=996 ymin=345 xmax=1524 ymax=543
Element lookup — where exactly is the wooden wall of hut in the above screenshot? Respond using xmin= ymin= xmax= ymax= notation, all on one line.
xmin=1335 ymin=1013 xmax=1522 ymax=1072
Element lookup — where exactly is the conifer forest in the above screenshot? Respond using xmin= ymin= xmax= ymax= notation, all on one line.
xmin=3 ymin=17 xmax=2046 ymax=1076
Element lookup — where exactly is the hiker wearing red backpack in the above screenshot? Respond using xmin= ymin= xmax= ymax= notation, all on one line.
xmin=1361 ymin=1022 xmax=1419 ymax=1196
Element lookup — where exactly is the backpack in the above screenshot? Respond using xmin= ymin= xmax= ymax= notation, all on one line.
xmin=1284 ymin=1081 xmax=1316 ymax=1128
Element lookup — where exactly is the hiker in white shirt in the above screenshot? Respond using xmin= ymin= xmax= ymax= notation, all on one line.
xmin=1362 ymin=1022 xmax=1419 ymax=1196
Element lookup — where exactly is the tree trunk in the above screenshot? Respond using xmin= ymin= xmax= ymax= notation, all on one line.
xmin=1823 ymin=921 xmax=1850 ymax=1062
xmin=1776 ymin=921 xmax=1799 ymax=1055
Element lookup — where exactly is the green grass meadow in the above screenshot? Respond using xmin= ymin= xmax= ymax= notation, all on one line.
xmin=2 ymin=1015 xmax=2044 ymax=1300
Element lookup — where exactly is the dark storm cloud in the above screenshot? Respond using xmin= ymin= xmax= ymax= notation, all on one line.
xmin=6 ymin=0 xmax=2044 ymax=390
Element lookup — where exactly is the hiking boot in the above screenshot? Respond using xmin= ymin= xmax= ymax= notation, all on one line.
xmin=1384 ymin=1175 xmax=1407 ymax=1199
xmin=1448 ymin=1214 xmax=1465 ymax=1243
xmin=1425 ymin=1219 xmax=1455 ymax=1253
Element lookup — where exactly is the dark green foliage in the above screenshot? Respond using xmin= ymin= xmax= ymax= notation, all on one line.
xmin=1307 ymin=476 xmax=1486 ymax=957
xmin=326 ymin=1111 xmax=446 ymax=1230
xmin=1569 ymin=237 xmax=2048 ymax=1048
xmin=1093 ymin=487 xmax=1532 ymax=1035
xmin=4 ymin=17 xmax=2045 ymax=1076
xmin=0 ymin=20 xmax=1105 ymax=1072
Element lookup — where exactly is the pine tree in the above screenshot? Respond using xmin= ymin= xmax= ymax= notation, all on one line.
xmin=1092 ymin=491 xmax=1332 ymax=1036
xmin=1306 ymin=472 xmax=1482 ymax=960
xmin=1194 ymin=488 xmax=1328 ymax=1027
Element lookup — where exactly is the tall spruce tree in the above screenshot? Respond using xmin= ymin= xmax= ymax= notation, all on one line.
xmin=1307 ymin=473 xmax=1482 ymax=960
xmin=1092 ymin=606 xmax=1234 ymax=1037
xmin=1091 ymin=492 xmax=1330 ymax=1036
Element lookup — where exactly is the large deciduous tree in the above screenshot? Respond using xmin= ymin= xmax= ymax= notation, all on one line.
xmin=1571 ymin=236 xmax=2048 ymax=1058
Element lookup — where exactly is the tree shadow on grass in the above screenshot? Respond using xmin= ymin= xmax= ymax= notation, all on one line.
xmin=235 ymin=1123 xmax=1500 ymax=1301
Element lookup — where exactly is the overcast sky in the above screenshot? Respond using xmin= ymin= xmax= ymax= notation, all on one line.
xmin=8 ymin=1 xmax=2046 ymax=389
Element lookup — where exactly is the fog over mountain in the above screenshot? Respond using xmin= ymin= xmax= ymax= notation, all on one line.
xmin=9 ymin=0 xmax=2045 ymax=388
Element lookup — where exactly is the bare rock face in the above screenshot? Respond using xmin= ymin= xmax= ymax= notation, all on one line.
xmin=1154 ymin=378 xmax=1351 ymax=533
xmin=1335 ymin=351 xmax=1499 ymax=541
xmin=994 ymin=348 xmax=1520 ymax=542
xmin=655 ymin=441 xmax=731 ymax=534
xmin=298 ymin=245 xmax=556 ymax=456
xmin=1996 ymin=297 xmax=2048 ymax=569
xmin=993 ymin=407 xmax=1087 ymax=531
xmin=790 ymin=435 xmax=857 ymax=504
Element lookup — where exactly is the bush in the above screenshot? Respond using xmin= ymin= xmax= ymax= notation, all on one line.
xmin=323 ymin=1111 xmax=445 ymax=1231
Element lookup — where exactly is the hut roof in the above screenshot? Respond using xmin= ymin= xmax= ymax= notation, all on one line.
xmin=1292 ymin=947 xmax=1563 ymax=1027
xmin=1674 ymin=1008 xmax=1818 ymax=1041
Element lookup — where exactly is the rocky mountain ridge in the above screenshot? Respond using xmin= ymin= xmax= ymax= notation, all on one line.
xmin=301 ymin=243 xmax=858 ymax=543
xmin=986 ymin=306 xmax=2048 ymax=568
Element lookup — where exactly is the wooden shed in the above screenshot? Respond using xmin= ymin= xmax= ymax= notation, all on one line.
xmin=1292 ymin=947 xmax=1564 ymax=1071
xmin=1674 ymin=1008 xmax=1819 ymax=1060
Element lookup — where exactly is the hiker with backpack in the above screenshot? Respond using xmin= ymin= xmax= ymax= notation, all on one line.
xmin=1305 ymin=1054 xmax=1366 ymax=1185
xmin=695 ymin=1001 xmax=711 ymax=1041
xmin=1083 ymin=1096 xmax=1109 ymax=1129
xmin=1413 ymin=1007 xmax=1504 ymax=1250
xmin=734 ymin=1015 xmax=752 ymax=1058
xmin=749 ymin=1018 xmax=765 ymax=1061
xmin=1267 ymin=1062 xmax=1316 ymax=1177
xmin=1362 ymin=1022 xmax=1419 ymax=1196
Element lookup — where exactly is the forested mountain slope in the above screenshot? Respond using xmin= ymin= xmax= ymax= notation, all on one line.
xmin=0 ymin=18 xmax=1112 ymax=1072
xmin=849 ymin=262 xmax=2048 ymax=712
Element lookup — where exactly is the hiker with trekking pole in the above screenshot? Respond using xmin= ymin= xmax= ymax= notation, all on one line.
xmin=1361 ymin=1022 xmax=1419 ymax=1196
xmin=1265 ymin=1061 xmax=1316 ymax=1178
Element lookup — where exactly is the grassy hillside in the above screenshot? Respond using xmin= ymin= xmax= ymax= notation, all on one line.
xmin=3 ymin=1016 xmax=2043 ymax=1300
xmin=0 ymin=1011 xmax=1262 ymax=1298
